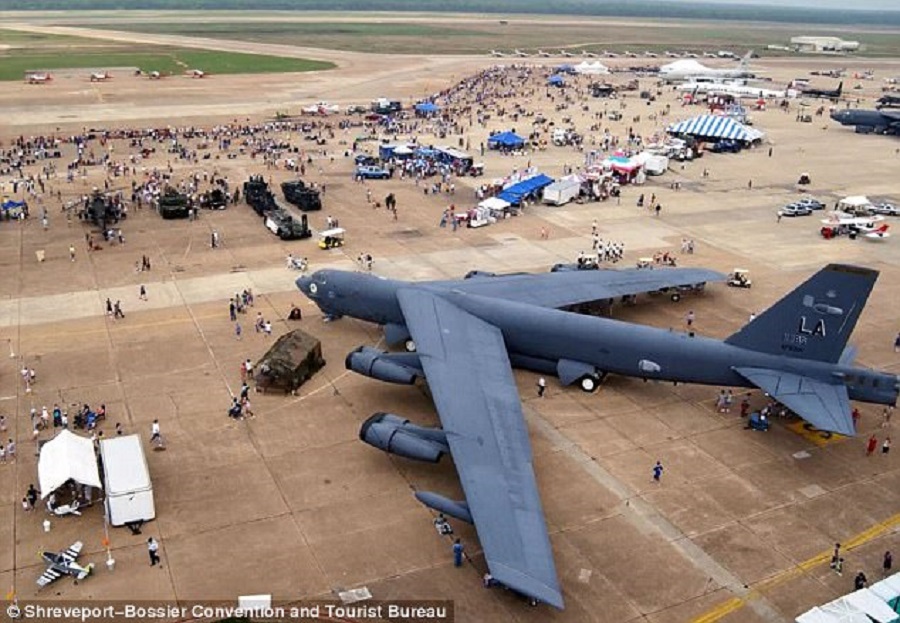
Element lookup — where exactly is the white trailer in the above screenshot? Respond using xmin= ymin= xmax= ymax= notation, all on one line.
xmin=542 ymin=178 xmax=581 ymax=206
xmin=100 ymin=434 xmax=155 ymax=527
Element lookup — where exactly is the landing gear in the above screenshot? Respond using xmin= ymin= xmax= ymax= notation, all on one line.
xmin=404 ymin=339 xmax=417 ymax=353
xmin=578 ymin=373 xmax=602 ymax=393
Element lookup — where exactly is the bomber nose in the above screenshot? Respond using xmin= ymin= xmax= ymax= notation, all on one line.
xmin=296 ymin=275 xmax=315 ymax=297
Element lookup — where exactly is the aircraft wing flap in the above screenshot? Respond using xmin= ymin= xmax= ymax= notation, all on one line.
xmin=396 ymin=287 xmax=563 ymax=609
xmin=444 ymin=268 xmax=724 ymax=309
xmin=733 ymin=367 xmax=854 ymax=436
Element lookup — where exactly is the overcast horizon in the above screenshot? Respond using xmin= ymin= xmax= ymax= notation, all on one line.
xmin=675 ymin=0 xmax=899 ymax=10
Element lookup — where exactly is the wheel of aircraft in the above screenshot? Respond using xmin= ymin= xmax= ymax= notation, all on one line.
xmin=579 ymin=374 xmax=601 ymax=393
xmin=405 ymin=339 xmax=417 ymax=353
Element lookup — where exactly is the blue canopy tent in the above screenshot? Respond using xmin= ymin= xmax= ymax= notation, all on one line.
xmin=487 ymin=131 xmax=526 ymax=151
xmin=667 ymin=115 xmax=764 ymax=143
xmin=497 ymin=174 xmax=554 ymax=206
xmin=414 ymin=102 xmax=440 ymax=116
xmin=548 ymin=75 xmax=565 ymax=87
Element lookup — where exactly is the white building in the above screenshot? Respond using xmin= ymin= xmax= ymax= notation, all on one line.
xmin=790 ymin=36 xmax=860 ymax=53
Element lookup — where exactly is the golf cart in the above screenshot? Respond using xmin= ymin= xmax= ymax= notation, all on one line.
xmin=727 ymin=269 xmax=752 ymax=288
xmin=317 ymin=227 xmax=345 ymax=250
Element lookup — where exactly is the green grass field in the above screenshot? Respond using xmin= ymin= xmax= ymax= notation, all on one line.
xmin=0 ymin=28 xmax=334 ymax=80
xmin=85 ymin=18 xmax=900 ymax=57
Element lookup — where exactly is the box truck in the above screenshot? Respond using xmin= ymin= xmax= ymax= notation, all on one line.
xmin=542 ymin=178 xmax=581 ymax=206
xmin=100 ymin=434 xmax=155 ymax=527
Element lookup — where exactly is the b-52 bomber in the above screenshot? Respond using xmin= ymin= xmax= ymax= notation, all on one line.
xmin=831 ymin=108 xmax=900 ymax=134
xmin=298 ymin=265 xmax=898 ymax=609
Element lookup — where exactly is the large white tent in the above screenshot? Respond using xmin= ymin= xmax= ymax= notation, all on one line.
xmin=574 ymin=60 xmax=610 ymax=75
xmin=38 ymin=429 xmax=102 ymax=499
xmin=667 ymin=114 xmax=764 ymax=142
xmin=843 ymin=589 xmax=900 ymax=623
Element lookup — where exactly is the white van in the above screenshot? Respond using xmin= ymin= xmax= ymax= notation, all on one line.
xmin=100 ymin=434 xmax=155 ymax=527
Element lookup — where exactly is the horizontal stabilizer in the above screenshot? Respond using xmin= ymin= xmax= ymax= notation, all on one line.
xmin=734 ymin=367 xmax=854 ymax=436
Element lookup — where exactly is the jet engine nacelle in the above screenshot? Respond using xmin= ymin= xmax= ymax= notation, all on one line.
xmin=359 ymin=412 xmax=448 ymax=463
xmin=415 ymin=491 xmax=473 ymax=524
xmin=345 ymin=346 xmax=421 ymax=384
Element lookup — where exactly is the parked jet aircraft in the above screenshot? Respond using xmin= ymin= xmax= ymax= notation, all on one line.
xmin=25 ymin=72 xmax=52 ymax=84
xmin=37 ymin=542 xmax=93 ymax=588
xmin=513 ymin=49 xmax=529 ymax=57
xmin=876 ymin=94 xmax=900 ymax=109
xmin=559 ymin=50 xmax=575 ymax=57
xmin=665 ymin=51 xmax=681 ymax=58
xmin=298 ymin=265 xmax=899 ymax=607
xmin=830 ymin=108 xmax=900 ymax=134
xmin=536 ymin=50 xmax=551 ymax=58
xmin=490 ymin=50 xmax=508 ymax=57
xmin=798 ymin=81 xmax=842 ymax=100
xmin=600 ymin=50 xmax=616 ymax=58
xmin=644 ymin=51 xmax=658 ymax=58
xmin=703 ymin=52 xmax=719 ymax=58
xmin=659 ymin=51 xmax=754 ymax=82
xmin=89 ymin=71 xmax=111 ymax=82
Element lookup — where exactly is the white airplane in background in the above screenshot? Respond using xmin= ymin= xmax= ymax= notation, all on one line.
xmin=559 ymin=50 xmax=575 ymax=58
xmin=623 ymin=50 xmax=638 ymax=58
xmin=26 ymin=72 xmax=52 ymax=84
xmin=90 ymin=71 xmax=111 ymax=82
xmin=490 ymin=50 xmax=508 ymax=57
xmin=148 ymin=71 xmax=162 ymax=79
xmin=303 ymin=101 xmax=340 ymax=115
xmin=644 ymin=51 xmax=658 ymax=58
xmin=536 ymin=50 xmax=551 ymax=58
xmin=513 ymin=49 xmax=529 ymax=57
xmin=684 ymin=52 xmax=699 ymax=58
xmin=665 ymin=51 xmax=681 ymax=58
xmin=660 ymin=51 xmax=755 ymax=82
xmin=679 ymin=80 xmax=793 ymax=99
xmin=581 ymin=50 xmax=599 ymax=58
xmin=185 ymin=69 xmax=205 ymax=78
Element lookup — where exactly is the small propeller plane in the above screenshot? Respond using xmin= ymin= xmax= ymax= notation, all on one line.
xmin=37 ymin=541 xmax=94 ymax=588
xmin=25 ymin=72 xmax=52 ymax=84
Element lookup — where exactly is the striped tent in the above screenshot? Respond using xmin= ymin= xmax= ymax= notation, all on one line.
xmin=667 ymin=115 xmax=764 ymax=142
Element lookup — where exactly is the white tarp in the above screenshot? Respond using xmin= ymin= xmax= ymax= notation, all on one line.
xmin=843 ymin=589 xmax=900 ymax=623
xmin=38 ymin=429 xmax=102 ymax=499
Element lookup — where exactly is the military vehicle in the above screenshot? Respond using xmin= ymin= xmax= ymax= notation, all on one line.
xmin=244 ymin=176 xmax=278 ymax=216
xmin=281 ymin=180 xmax=322 ymax=212
xmin=254 ymin=329 xmax=326 ymax=394
xmin=264 ymin=209 xmax=311 ymax=240
xmin=198 ymin=187 xmax=227 ymax=210
xmin=79 ymin=188 xmax=125 ymax=229
xmin=156 ymin=187 xmax=191 ymax=219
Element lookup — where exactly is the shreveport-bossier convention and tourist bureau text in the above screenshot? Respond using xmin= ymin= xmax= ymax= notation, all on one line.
xmin=14 ymin=603 xmax=450 ymax=620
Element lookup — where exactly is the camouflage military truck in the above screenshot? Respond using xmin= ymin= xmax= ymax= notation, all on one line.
xmin=254 ymin=329 xmax=326 ymax=394
xmin=281 ymin=180 xmax=322 ymax=212
xmin=157 ymin=186 xmax=191 ymax=219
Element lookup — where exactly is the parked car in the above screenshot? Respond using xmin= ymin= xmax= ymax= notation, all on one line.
xmin=355 ymin=165 xmax=391 ymax=180
xmin=795 ymin=197 xmax=825 ymax=210
xmin=871 ymin=202 xmax=899 ymax=216
xmin=354 ymin=154 xmax=379 ymax=166
xmin=710 ymin=140 xmax=741 ymax=153
xmin=780 ymin=204 xmax=812 ymax=217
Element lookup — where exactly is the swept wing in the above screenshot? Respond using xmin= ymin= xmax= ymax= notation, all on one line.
xmin=442 ymin=268 xmax=723 ymax=310
xmin=396 ymin=288 xmax=564 ymax=609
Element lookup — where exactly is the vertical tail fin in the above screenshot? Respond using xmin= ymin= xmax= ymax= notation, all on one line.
xmin=740 ymin=51 xmax=753 ymax=69
xmin=725 ymin=264 xmax=878 ymax=363
xmin=835 ymin=81 xmax=843 ymax=97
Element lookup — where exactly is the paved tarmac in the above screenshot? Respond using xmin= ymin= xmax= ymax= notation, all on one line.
xmin=0 ymin=24 xmax=897 ymax=623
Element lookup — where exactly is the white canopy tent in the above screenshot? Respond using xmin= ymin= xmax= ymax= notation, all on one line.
xmin=38 ymin=429 xmax=102 ymax=499
xmin=574 ymin=61 xmax=610 ymax=75
xmin=478 ymin=196 xmax=511 ymax=212
xmin=819 ymin=597 xmax=880 ymax=622
xmin=870 ymin=573 xmax=900 ymax=603
xmin=843 ymin=589 xmax=900 ymax=623
xmin=839 ymin=196 xmax=872 ymax=208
